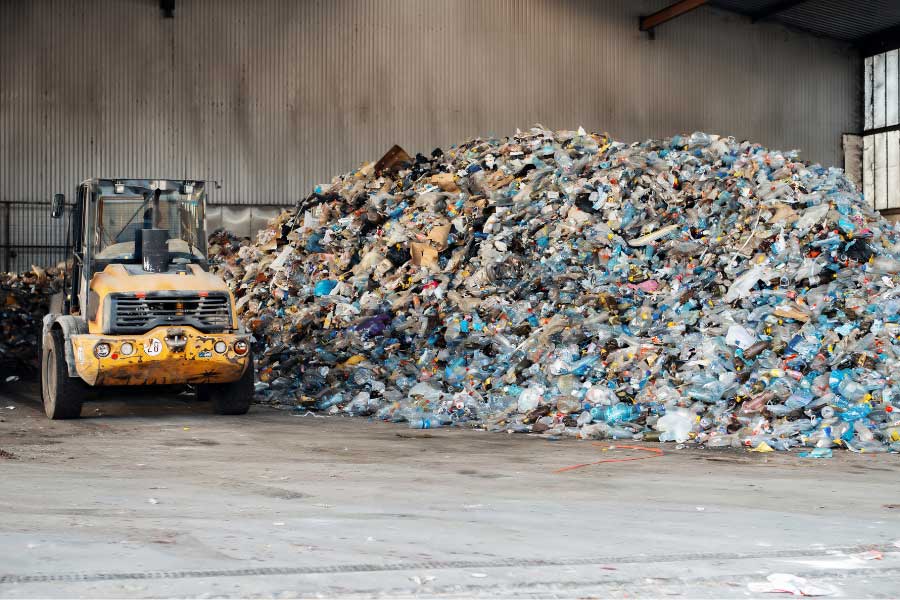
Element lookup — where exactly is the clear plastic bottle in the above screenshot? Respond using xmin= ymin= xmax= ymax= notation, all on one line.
xmin=408 ymin=414 xmax=452 ymax=429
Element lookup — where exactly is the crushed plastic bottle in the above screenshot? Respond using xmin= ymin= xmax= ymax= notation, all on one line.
xmin=208 ymin=126 xmax=900 ymax=452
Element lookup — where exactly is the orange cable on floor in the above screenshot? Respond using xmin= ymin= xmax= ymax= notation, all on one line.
xmin=555 ymin=443 xmax=664 ymax=473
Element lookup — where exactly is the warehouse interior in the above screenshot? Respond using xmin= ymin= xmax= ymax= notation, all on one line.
xmin=0 ymin=0 xmax=877 ymax=266
xmin=2 ymin=0 xmax=900 ymax=598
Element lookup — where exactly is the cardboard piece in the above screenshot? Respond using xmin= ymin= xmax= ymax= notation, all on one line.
xmin=430 ymin=173 xmax=459 ymax=192
xmin=486 ymin=171 xmax=514 ymax=190
xmin=410 ymin=242 xmax=439 ymax=269
xmin=409 ymin=222 xmax=451 ymax=269
xmin=374 ymin=145 xmax=412 ymax=176
xmin=428 ymin=223 xmax=451 ymax=250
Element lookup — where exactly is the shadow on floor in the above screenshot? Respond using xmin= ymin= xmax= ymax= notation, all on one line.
xmin=1 ymin=376 xmax=219 ymax=419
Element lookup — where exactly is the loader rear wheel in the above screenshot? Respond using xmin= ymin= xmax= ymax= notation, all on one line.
xmin=41 ymin=330 xmax=86 ymax=420
xmin=198 ymin=354 xmax=254 ymax=415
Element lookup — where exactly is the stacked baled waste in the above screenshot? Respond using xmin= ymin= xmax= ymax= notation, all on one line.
xmin=0 ymin=266 xmax=63 ymax=370
xmin=210 ymin=127 xmax=900 ymax=452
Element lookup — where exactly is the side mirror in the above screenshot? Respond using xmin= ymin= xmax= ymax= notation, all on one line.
xmin=50 ymin=193 xmax=65 ymax=219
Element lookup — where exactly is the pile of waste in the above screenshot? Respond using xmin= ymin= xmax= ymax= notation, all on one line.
xmin=0 ymin=266 xmax=63 ymax=370
xmin=211 ymin=126 xmax=900 ymax=452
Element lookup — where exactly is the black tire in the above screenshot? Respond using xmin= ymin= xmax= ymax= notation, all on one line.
xmin=198 ymin=354 xmax=254 ymax=415
xmin=41 ymin=329 xmax=87 ymax=420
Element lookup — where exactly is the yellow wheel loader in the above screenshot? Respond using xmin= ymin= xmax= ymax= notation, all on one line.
xmin=42 ymin=179 xmax=253 ymax=419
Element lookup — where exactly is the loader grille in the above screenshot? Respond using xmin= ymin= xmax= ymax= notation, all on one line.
xmin=110 ymin=292 xmax=232 ymax=333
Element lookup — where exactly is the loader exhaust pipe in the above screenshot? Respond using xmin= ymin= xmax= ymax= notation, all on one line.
xmin=135 ymin=228 xmax=169 ymax=273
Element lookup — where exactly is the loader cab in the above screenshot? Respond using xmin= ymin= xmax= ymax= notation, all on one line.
xmin=53 ymin=179 xmax=208 ymax=316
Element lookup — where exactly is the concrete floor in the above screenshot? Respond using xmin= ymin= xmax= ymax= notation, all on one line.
xmin=1 ymin=381 xmax=899 ymax=598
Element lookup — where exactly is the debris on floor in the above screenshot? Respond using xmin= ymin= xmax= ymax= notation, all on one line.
xmin=798 ymin=448 xmax=833 ymax=459
xmin=0 ymin=266 xmax=63 ymax=370
xmin=748 ymin=572 xmax=837 ymax=596
xmin=554 ymin=443 xmax=664 ymax=472
xmin=207 ymin=126 xmax=900 ymax=452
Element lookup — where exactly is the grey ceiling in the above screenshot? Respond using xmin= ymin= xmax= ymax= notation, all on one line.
xmin=709 ymin=0 xmax=900 ymax=50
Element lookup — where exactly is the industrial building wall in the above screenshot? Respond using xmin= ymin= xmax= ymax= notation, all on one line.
xmin=863 ymin=49 xmax=900 ymax=212
xmin=0 ymin=0 xmax=860 ymax=267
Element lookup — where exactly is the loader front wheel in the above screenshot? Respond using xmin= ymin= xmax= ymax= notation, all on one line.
xmin=198 ymin=354 xmax=254 ymax=415
xmin=41 ymin=330 xmax=86 ymax=420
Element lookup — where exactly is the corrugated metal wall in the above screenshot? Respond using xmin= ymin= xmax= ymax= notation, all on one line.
xmin=0 ymin=0 xmax=860 ymax=267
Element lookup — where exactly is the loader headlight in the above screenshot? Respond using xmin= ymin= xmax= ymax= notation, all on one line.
xmin=94 ymin=342 xmax=111 ymax=358
xmin=120 ymin=342 xmax=134 ymax=356
xmin=233 ymin=340 xmax=249 ymax=355
xmin=214 ymin=341 xmax=227 ymax=354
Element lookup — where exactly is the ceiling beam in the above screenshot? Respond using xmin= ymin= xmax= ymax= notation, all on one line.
xmin=640 ymin=0 xmax=708 ymax=36
xmin=749 ymin=0 xmax=811 ymax=23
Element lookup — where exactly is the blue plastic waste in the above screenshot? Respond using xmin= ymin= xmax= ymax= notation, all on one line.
xmin=207 ymin=126 xmax=900 ymax=452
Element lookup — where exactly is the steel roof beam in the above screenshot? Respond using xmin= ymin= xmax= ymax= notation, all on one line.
xmin=640 ymin=0 xmax=708 ymax=38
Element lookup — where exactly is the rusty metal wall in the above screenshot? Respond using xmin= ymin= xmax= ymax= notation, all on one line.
xmin=1 ymin=0 xmax=860 ymax=221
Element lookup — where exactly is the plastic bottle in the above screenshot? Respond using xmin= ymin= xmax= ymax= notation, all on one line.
xmin=868 ymin=256 xmax=900 ymax=275
xmin=352 ymin=367 xmax=374 ymax=387
xmin=408 ymin=414 xmax=451 ymax=429
xmin=839 ymin=402 xmax=872 ymax=422
xmin=314 ymin=279 xmax=338 ymax=296
xmin=608 ymin=426 xmax=636 ymax=440
xmin=590 ymin=402 xmax=637 ymax=425
xmin=837 ymin=378 xmax=868 ymax=402
xmin=707 ymin=434 xmax=737 ymax=449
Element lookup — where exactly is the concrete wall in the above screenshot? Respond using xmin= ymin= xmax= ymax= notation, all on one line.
xmin=1 ymin=0 xmax=861 ymax=210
